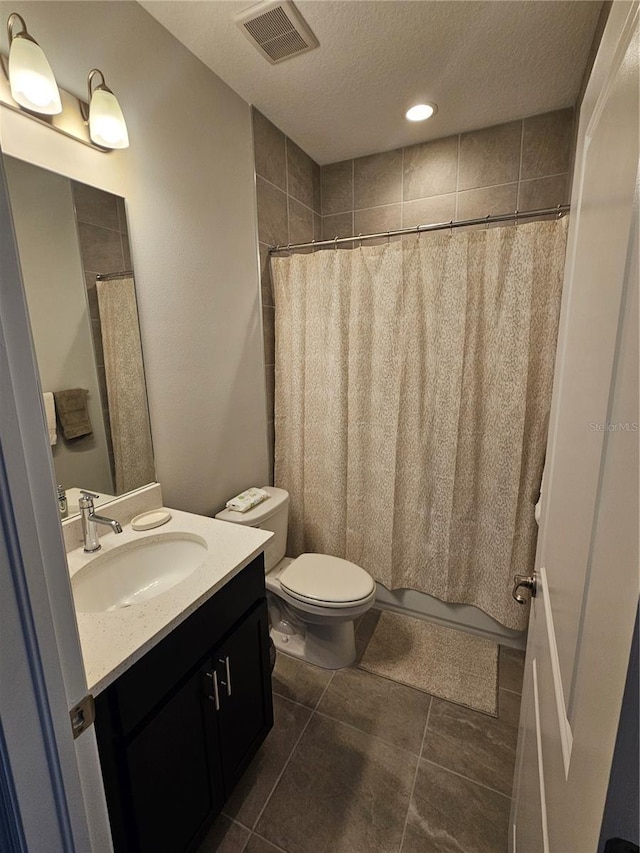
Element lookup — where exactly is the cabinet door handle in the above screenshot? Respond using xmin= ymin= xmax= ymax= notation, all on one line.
xmin=219 ymin=656 xmax=232 ymax=697
xmin=205 ymin=670 xmax=220 ymax=711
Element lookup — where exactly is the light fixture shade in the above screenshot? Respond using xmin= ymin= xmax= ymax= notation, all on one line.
xmin=8 ymin=35 xmax=62 ymax=114
xmin=89 ymin=87 xmax=129 ymax=149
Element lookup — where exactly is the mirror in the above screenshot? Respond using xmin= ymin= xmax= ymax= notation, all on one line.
xmin=4 ymin=156 xmax=155 ymax=518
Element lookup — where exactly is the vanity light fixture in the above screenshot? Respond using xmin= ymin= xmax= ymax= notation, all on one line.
xmin=82 ymin=68 xmax=129 ymax=150
xmin=405 ymin=103 xmax=438 ymax=122
xmin=6 ymin=12 xmax=61 ymax=114
xmin=1 ymin=19 xmax=127 ymax=151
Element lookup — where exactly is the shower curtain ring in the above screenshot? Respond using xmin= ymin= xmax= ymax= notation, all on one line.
xmin=485 ymin=214 xmax=490 ymax=230
xmin=416 ymin=225 xmax=421 ymax=242
xmin=449 ymin=220 xmax=453 ymax=238
xmin=358 ymin=233 xmax=363 ymax=249
xmin=514 ymin=209 xmax=519 ymax=227
xmin=311 ymin=239 xmax=316 ymax=253
xmin=334 ymin=235 xmax=339 ymax=251
xmin=556 ymin=204 xmax=562 ymax=219
xmin=387 ymin=231 xmax=391 ymax=244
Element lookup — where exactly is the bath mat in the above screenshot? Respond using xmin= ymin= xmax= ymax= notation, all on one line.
xmin=359 ymin=610 xmax=499 ymax=716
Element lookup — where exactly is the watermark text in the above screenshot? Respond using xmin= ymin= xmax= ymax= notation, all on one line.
xmin=589 ymin=422 xmax=638 ymax=432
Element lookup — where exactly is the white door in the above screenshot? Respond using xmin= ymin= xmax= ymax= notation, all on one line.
xmin=511 ymin=3 xmax=639 ymax=851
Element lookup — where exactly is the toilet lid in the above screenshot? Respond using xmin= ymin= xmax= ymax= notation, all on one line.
xmin=279 ymin=553 xmax=375 ymax=605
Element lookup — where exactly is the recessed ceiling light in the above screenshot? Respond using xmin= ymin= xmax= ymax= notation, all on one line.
xmin=406 ymin=103 xmax=438 ymax=122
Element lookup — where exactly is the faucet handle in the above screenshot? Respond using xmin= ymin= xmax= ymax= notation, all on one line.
xmin=79 ymin=490 xmax=99 ymax=510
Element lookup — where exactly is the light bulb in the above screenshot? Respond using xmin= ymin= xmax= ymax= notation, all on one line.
xmin=405 ymin=103 xmax=437 ymax=122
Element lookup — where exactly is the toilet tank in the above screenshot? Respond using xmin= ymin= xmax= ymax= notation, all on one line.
xmin=214 ymin=487 xmax=289 ymax=572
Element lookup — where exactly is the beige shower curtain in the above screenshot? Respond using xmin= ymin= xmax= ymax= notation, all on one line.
xmin=272 ymin=218 xmax=567 ymax=630
xmin=97 ymin=275 xmax=155 ymax=494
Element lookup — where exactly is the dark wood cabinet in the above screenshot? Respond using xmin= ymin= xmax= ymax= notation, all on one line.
xmin=95 ymin=556 xmax=273 ymax=853
xmin=124 ymin=661 xmax=224 ymax=853
xmin=215 ymin=602 xmax=272 ymax=793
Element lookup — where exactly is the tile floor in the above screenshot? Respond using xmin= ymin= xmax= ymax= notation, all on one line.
xmin=198 ymin=610 xmax=525 ymax=853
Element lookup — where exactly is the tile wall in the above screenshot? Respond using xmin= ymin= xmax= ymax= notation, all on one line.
xmin=253 ymin=108 xmax=322 ymax=481
xmin=253 ymin=107 xmax=575 ymax=482
xmin=320 ymin=108 xmax=574 ymax=242
xmin=71 ymin=182 xmax=133 ymax=482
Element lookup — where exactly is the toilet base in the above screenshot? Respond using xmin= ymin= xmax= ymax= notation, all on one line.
xmin=270 ymin=620 xmax=357 ymax=670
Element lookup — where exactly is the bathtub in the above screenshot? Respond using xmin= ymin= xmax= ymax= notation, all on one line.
xmin=374 ymin=584 xmax=526 ymax=650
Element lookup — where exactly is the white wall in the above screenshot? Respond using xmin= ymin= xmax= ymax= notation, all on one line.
xmin=0 ymin=0 xmax=269 ymax=515
xmin=4 ymin=156 xmax=114 ymax=495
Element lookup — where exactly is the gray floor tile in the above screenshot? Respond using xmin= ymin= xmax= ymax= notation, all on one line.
xmin=355 ymin=608 xmax=381 ymax=662
xmin=256 ymin=712 xmax=418 ymax=853
xmin=197 ymin=814 xmax=250 ymax=853
xmin=499 ymin=646 xmax=525 ymax=695
xmin=422 ymin=689 xmax=519 ymax=796
xmin=317 ymin=666 xmax=431 ymax=755
xmin=245 ymin=833 xmax=288 ymax=853
xmin=402 ymin=760 xmax=510 ymax=853
xmin=223 ymin=695 xmax=311 ymax=828
xmin=271 ymin=652 xmax=333 ymax=709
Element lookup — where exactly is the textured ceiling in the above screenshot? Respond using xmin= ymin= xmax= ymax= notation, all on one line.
xmin=140 ymin=0 xmax=602 ymax=165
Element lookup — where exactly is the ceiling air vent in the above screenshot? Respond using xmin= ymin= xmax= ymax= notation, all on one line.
xmin=235 ymin=0 xmax=319 ymax=64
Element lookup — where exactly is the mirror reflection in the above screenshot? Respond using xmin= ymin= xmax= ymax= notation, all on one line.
xmin=4 ymin=156 xmax=155 ymax=517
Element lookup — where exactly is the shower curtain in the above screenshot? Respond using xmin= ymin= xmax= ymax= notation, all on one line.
xmin=97 ymin=275 xmax=155 ymax=494
xmin=271 ymin=218 xmax=567 ymax=630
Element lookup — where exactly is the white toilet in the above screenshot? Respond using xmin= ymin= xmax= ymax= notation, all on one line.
xmin=216 ymin=487 xmax=376 ymax=669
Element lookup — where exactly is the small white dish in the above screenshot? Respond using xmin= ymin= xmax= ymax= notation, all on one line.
xmin=131 ymin=509 xmax=172 ymax=531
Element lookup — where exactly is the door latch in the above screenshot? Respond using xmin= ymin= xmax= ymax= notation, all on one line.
xmin=69 ymin=694 xmax=95 ymax=739
xmin=512 ymin=574 xmax=537 ymax=604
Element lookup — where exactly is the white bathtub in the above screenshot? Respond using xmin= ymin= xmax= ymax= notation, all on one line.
xmin=374 ymin=584 xmax=526 ymax=650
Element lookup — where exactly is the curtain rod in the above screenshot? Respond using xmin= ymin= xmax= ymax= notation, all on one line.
xmin=95 ymin=270 xmax=134 ymax=281
xmin=269 ymin=205 xmax=570 ymax=254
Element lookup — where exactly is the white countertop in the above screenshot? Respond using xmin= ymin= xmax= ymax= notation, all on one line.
xmin=67 ymin=508 xmax=273 ymax=695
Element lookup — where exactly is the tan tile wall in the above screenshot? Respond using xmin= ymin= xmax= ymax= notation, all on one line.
xmin=253 ymin=108 xmax=322 ymax=481
xmin=320 ymin=109 xmax=574 ymax=241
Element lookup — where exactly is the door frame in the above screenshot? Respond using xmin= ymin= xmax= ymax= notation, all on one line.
xmin=0 ymin=153 xmax=104 ymax=850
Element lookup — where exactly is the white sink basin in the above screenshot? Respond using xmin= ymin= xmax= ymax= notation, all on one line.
xmin=72 ymin=533 xmax=208 ymax=613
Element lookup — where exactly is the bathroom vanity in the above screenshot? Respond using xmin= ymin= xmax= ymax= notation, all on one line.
xmin=67 ymin=510 xmax=274 ymax=853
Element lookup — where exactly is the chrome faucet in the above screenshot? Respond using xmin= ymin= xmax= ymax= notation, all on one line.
xmin=79 ymin=491 xmax=123 ymax=553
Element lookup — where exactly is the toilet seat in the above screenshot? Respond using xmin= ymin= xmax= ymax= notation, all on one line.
xmin=279 ymin=553 xmax=375 ymax=608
